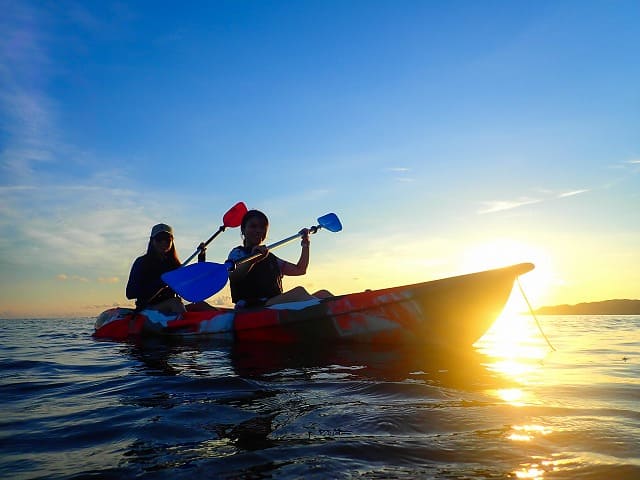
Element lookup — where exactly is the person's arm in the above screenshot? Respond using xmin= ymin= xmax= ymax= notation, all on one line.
xmin=126 ymin=256 xmax=167 ymax=303
xmin=126 ymin=257 xmax=143 ymax=300
xmin=281 ymin=229 xmax=310 ymax=276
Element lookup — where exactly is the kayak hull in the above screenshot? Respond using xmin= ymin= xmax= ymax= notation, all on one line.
xmin=94 ymin=263 xmax=534 ymax=346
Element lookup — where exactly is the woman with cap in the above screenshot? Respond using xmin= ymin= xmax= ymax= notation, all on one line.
xmin=126 ymin=223 xmax=186 ymax=314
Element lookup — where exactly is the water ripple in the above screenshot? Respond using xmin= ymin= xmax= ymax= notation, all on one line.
xmin=1 ymin=317 xmax=639 ymax=479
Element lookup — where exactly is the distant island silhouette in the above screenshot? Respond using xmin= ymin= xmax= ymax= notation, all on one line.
xmin=535 ymin=299 xmax=640 ymax=315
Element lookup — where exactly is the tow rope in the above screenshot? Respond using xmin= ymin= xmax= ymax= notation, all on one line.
xmin=517 ymin=278 xmax=556 ymax=351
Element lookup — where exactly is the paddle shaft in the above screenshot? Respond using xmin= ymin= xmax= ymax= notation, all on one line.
xmin=182 ymin=226 xmax=225 ymax=266
xmin=180 ymin=201 xmax=248 ymax=266
xmin=233 ymin=225 xmax=320 ymax=268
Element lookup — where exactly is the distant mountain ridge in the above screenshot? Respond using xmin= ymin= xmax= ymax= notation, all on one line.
xmin=535 ymin=299 xmax=640 ymax=315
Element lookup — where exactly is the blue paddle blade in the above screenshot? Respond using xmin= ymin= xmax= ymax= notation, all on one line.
xmin=318 ymin=213 xmax=342 ymax=232
xmin=161 ymin=262 xmax=229 ymax=303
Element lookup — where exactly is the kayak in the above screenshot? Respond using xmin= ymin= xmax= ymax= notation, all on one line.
xmin=94 ymin=263 xmax=534 ymax=346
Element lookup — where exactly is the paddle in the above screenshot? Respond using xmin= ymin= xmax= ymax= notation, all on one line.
xmin=181 ymin=201 xmax=248 ymax=265
xmin=162 ymin=212 xmax=343 ymax=302
xmin=133 ymin=201 xmax=247 ymax=314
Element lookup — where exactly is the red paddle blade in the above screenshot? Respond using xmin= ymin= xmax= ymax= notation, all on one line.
xmin=223 ymin=202 xmax=248 ymax=228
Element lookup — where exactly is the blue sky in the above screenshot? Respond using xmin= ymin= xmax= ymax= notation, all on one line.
xmin=1 ymin=0 xmax=638 ymax=318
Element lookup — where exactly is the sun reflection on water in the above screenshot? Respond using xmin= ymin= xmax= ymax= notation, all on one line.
xmin=477 ymin=310 xmax=549 ymax=406
xmin=496 ymin=387 xmax=525 ymax=404
xmin=476 ymin=299 xmax=549 ymax=383
xmin=508 ymin=424 xmax=552 ymax=442
xmin=509 ymin=423 xmax=554 ymax=479
xmin=475 ymin=303 xmax=557 ymax=479
xmin=514 ymin=466 xmax=546 ymax=479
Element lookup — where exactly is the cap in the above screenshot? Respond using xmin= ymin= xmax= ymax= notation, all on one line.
xmin=150 ymin=223 xmax=173 ymax=238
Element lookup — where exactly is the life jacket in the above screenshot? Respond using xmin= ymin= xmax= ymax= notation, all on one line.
xmin=230 ymin=248 xmax=283 ymax=305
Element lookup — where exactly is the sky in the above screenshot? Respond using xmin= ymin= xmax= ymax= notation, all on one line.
xmin=1 ymin=0 xmax=638 ymax=318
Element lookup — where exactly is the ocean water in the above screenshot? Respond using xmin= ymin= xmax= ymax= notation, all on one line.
xmin=1 ymin=314 xmax=638 ymax=479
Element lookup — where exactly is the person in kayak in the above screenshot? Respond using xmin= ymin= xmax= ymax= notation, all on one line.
xmin=226 ymin=210 xmax=331 ymax=308
xmin=126 ymin=223 xmax=186 ymax=314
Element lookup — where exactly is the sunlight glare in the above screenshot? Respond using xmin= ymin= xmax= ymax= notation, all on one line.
xmin=460 ymin=238 xmax=553 ymax=305
xmin=476 ymin=311 xmax=549 ymax=396
xmin=515 ymin=466 xmax=545 ymax=479
xmin=497 ymin=388 xmax=524 ymax=404
xmin=479 ymin=313 xmax=547 ymax=363
xmin=509 ymin=424 xmax=552 ymax=442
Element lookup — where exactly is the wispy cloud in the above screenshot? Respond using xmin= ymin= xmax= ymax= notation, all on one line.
xmin=98 ymin=276 xmax=120 ymax=284
xmin=0 ymin=180 xmax=177 ymax=283
xmin=303 ymin=188 xmax=332 ymax=200
xmin=557 ymin=189 xmax=589 ymax=198
xmin=478 ymin=197 xmax=541 ymax=214
xmin=479 ymin=186 xmax=592 ymax=214
xmin=82 ymin=303 xmax=124 ymax=311
xmin=0 ymin=3 xmax=60 ymax=183
xmin=625 ymin=159 xmax=640 ymax=172
xmin=0 ymin=5 xmax=174 ymax=284
xmin=56 ymin=274 xmax=89 ymax=282
xmin=609 ymin=159 xmax=640 ymax=170
xmin=384 ymin=166 xmax=414 ymax=182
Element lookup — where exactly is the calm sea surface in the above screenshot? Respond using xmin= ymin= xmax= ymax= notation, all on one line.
xmin=1 ymin=314 xmax=638 ymax=479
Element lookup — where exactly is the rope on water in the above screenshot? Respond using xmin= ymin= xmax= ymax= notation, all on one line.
xmin=517 ymin=278 xmax=556 ymax=351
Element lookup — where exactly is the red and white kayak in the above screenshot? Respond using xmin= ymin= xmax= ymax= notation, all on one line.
xmin=94 ymin=263 xmax=534 ymax=346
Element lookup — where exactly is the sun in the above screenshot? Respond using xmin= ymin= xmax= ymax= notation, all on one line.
xmin=459 ymin=238 xmax=553 ymax=309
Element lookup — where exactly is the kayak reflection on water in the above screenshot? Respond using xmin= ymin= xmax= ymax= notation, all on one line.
xmin=122 ymin=338 xmax=514 ymax=391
